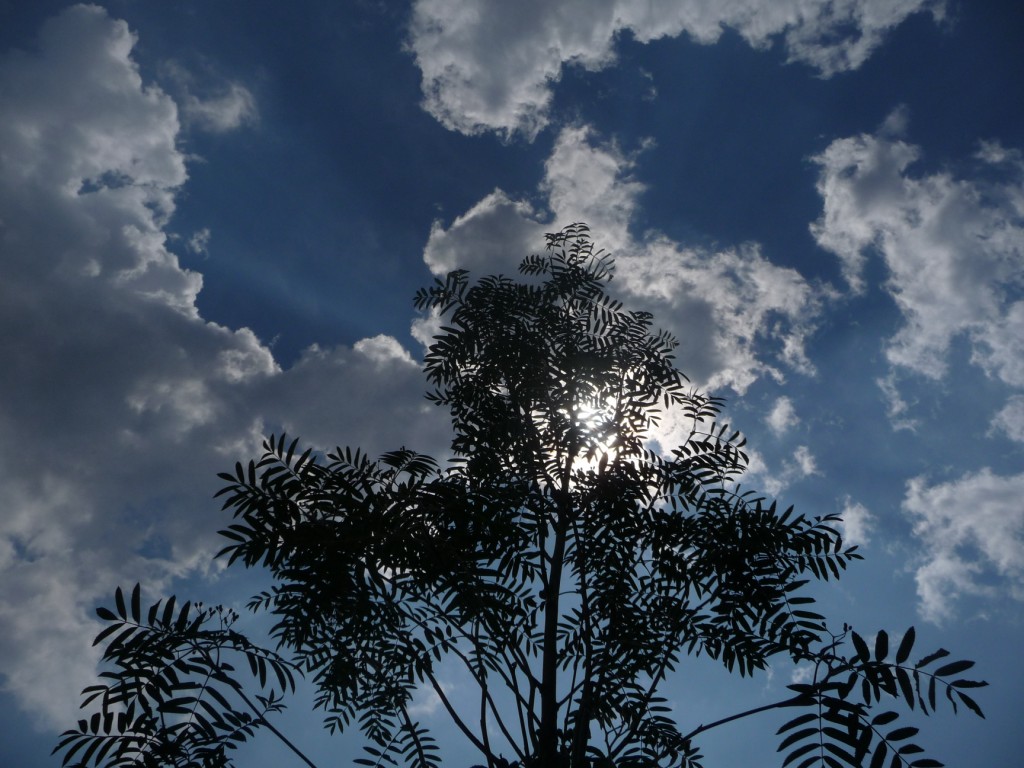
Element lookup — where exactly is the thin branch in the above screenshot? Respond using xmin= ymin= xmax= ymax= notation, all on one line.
xmin=234 ymin=686 xmax=321 ymax=768
xmin=423 ymin=669 xmax=490 ymax=757
xmin=681 ymin=694 xmax=806 ymax=743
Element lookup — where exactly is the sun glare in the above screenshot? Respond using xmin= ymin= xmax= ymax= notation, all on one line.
xmin=573 ymin=400 xmax=619 ymax=471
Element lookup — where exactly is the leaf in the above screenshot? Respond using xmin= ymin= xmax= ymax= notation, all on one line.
xmin=895 ymin=627 xmax=916 ymax=664
xmin=162 ymin=595 xmax=177 ymax=628
xmin=79 ymin=736 xmax=104 ymax=766
xmin=95 ymin=606 xmax=117 ymax=622
xmin=852 ymin=632 xmax=870 ymax=662
xmin=875 ymin=630 xmax=889 ymax=661
xmin=176 ymin=601 xmax=192 ymax=632
xmin=777 ymin=713 xmax=818 ymax=734
xmin=917 ymin=648 xmax=950 ymax=669
xmin=92 ymin=622 xmax=123 ymax=647
xmin=778 ymin=728 xmax=818 ymax=752
xmin=886 ymin=726 xmax=919 ymax=742
xmin=871 ymin=711 xmax=899 ymax=727
xmin=933 ymin=660 xmax=974 ymax=677
xmin=130 ymin=583 xmax=141 ymax=623
xmin=823 ymin=741 xmax=857 ymax=764
xmin=895 ymin=667 xmax=915 ymax=709
xmin=955 ymin=692 xmax=985 ymax=718
xmin=782 ymin=741 xmax=818 ymax=767
xmin=950 ymin=679 xmax=987 ymax=689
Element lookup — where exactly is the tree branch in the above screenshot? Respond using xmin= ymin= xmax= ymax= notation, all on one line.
xmin=681 ymin=694 xmax=806 ymax=743
xmin=233 ymin=686 xmax=321 ymax=768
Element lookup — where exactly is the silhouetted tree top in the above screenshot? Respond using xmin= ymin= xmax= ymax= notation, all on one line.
xmin=57 ymin=224 xmax=986 ymax=768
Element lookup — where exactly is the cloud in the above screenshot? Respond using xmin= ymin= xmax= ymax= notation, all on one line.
xmin=184 ymin=82 xmax=257 ymax=132
xmin=425 ymin=125 xmax=823 ymax=395
xmin=187 ymin=226 xmax=212 ymax=256
xmin=812 ymin=114 xmax=1024 ymax=612
xmin=792 ymin=445 xmax=818 ymax=476
xmin=990 ymin=396 xmax=1024 ymax=442
xmin=812 ymin=117 xmax=1024 ymax=379
xmin=423 ymin=189 xmax=547 ymax=277
xmin=811 ymin=115 xmax=1024 ymax=430
xmin=408 ymin=0 xmax=945 ymax=139
xmin=875 ymin=372 xmax=919 ymax=432
xmin=903 ymin=470 xmax=1024 ymax=623
xmin=790 ymin=664 xmax=815 ymax=685
xmin=422 ymin=126 xmax=646 ymax=274
xmin=260 ymin=340 xmax=445 ymax=456
xmin=745 ymin=444 xmax=820 ymax=497
xmin=766 ymin=396 xmax=799 ymax=436
xmin=0 ymin=6 xmax=445 ymax=729
xmin=161 ymin=59 xmax=258 ymax=133
xmin=838 ymin=497 xmax=874 ymax=548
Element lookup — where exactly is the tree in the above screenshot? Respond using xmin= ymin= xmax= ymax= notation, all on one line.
xmin=56 ymin=224 xmax=986 ymax=768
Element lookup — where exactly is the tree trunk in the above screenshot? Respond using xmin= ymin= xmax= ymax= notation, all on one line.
xmin=538 ymin=513 xmax=567 ymax=766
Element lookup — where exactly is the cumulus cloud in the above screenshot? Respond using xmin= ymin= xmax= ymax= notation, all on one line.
xmin=425 ymin=124 xmax=822 ymax=395
xmin=408 ymin=0 xmax=945 ymax=138
xmin=811 ymin=114 xmax=1024 ymax=430
xmin=423 ymin=189 xmax=547 ymax=276
xmin=812 ymin=115 xmax=1024 ymax=611
xmin=904 ymin=470 xmax=1024 ymax=623
xmin=0 ymin=6 xmax=444 ymax=729
xmin=812 ymin=115 xmax=1024 ymax=379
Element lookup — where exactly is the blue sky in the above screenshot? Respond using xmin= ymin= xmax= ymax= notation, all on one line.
xmin=1 ymin=1 xmax=1022 ymax=766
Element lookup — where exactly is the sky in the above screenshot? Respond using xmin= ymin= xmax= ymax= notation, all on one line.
xmin=1 ymin=1 xmax=1022 ymax=766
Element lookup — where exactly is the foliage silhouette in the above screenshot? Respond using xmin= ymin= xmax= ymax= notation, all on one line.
xmin=57 ymin=224 xmax=985 ymax=768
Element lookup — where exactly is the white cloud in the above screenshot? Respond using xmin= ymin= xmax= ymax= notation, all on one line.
xmin=425 ymin=124 xmax=822 ymax=395
xmin=990 ymin=396 xmax=1024 ymax=442
xmin=540 ymin=126 xmax=647 ymax=253
xmin=903 ymin=469 xmax=1024 ymax=623
xmin=729 ymin=444 xmax=819 ymax=497
xmin=187 ymin=226 xmax=211 ymax=255
xmin=766 ymin=396 xmax=799 ymax=436
xmin=792 ymin=445 xmax=818 ymax=476
xmin=790 ymin=664 xmax=815 ymax=685
xmin=408 ymin=0 xmax=945 ymax=138
xmin=812 ymin=116 xmax=1024 ymax=433
xmin=812 ymin=118 xmax=1024 ymax=380
xmin=423 ymin=189 xmax=546 ymax=276
xmin=407 ymin=686 xmax=444 ymax=718
xmin=264 ymin=341 xmax=445 ymax=456
xmin=354 ymin=334 xmax=417 ymax=367
xmin=875 ymin=372 xmax=918 ymax=432
xmin=838 ymin=497 xmax=874 ymax=548
xmin=161 ymin=60 xmax=258 ymax=133
xmin=184 ymin=82 xmax=257 ymax=133
xmin=0 ymin=6 xmax=446 ymax=730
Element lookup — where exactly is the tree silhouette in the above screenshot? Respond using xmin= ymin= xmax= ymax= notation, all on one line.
xmin=56 ymin=224 xmax=986 ymax=768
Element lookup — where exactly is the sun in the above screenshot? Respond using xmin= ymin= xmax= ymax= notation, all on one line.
xmin=572 ymin=400 xmax=619 ymax=471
